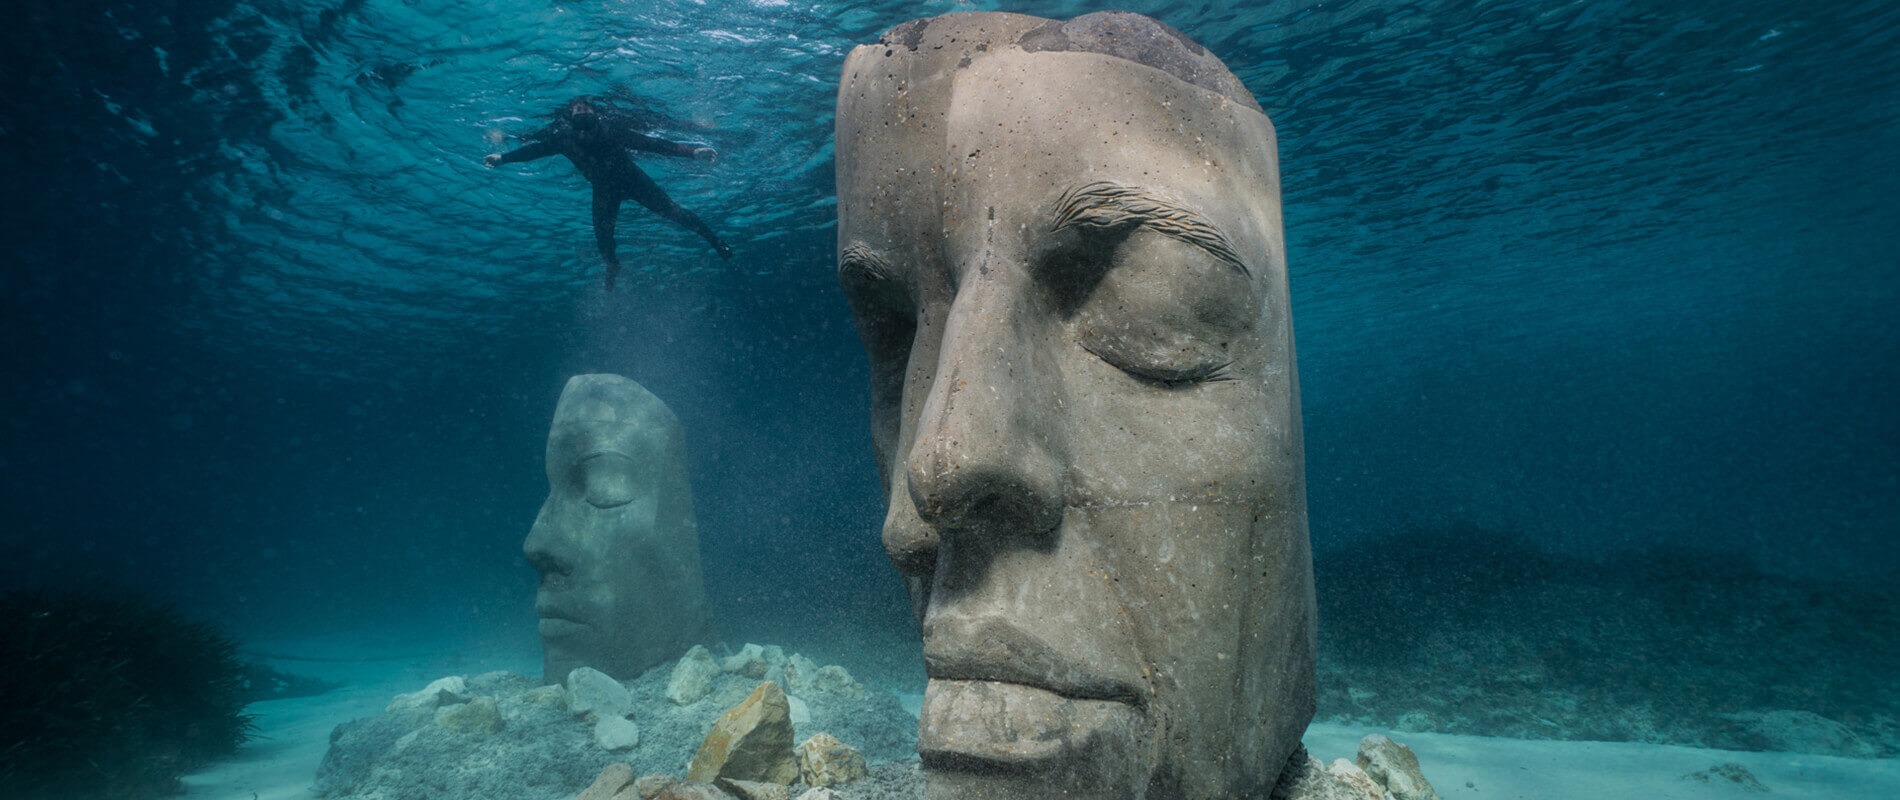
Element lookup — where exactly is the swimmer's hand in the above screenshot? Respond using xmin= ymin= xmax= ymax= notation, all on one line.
xmin=483 ymin=153 xmax=503 ymax=168
xmin=692 ymin=147 xmax=718 ymax=165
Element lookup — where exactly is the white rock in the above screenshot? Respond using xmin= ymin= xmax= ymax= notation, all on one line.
xmin=811 ymin=665 xmax=864 ymax=698
xmin=795 ymin=789 xmax=843 ymax=800
xmin=1275 ymin=754 xmax=1383 ymax=800
xmin=387 ymin=675 xmax=468 ymax=712
xmin=761 ymin=645 xmax=788 ymax=668
xmin=783 ymin=654 xmax=820 ymax=694
xmin=723 ymin=643 xmax=769 ymax=678
xmin=567 ymin=667 xmax=634 ymax=720
xmin=593 ymin=714 xmax=641 ymax=751
xmin=667 ymin=645 xmax=721 ymax=705
xmin=787 ymin=694 xmax=812 ymax=728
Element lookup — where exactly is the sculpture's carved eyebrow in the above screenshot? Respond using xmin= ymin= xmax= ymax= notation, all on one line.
xmin=839 ymin=240 xmax=896 ymax=283
xmin=1051 ymin=181 xmax=1250 ymax=277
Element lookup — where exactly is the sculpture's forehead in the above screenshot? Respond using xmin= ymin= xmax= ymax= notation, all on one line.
xmin=548 ymin=414 xmax=646 ymax=460
xmin=553 ymin=377 xmax=667 ymax=423
xmin=555 ymin=395 xmax=645 ymax=426
xmin=838 ymin=13 xmax=1273 ymax=198
xmin=837 ymin=12 xmax=1281 ymax=288
xmin=943 ymin=50 xmax=1275 ymax=185
xmin=547 ymin=377 xmax=671 ymax=458
xmin=876 ymin=11 xmax=1260 ymax=113
xmin=840 ymin=53 xmax=1278 ymax=271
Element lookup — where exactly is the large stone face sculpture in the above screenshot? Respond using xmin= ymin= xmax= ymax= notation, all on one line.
xmin=524 ymin=374 xmax=714 ymax=682
xmin=835 ymin=12 xmax=1316 ymax=799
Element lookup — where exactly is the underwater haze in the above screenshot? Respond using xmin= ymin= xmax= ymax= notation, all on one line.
xmin=3 ymin=0 xmax=1897 ymax=789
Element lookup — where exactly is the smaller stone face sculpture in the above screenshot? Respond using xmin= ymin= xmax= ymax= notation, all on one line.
xmin=524 ymin=374 xmax=714 ymax=682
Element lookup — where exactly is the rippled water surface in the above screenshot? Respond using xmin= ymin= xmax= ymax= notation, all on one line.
xmin=15 ymin=1 xmax=1892 ymax=363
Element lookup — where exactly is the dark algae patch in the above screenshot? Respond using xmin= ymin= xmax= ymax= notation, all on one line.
xmin=0 ymin=592 xmax=259 ymax=800
xmin=1315 ymin=526 xmax=1897 ymax=756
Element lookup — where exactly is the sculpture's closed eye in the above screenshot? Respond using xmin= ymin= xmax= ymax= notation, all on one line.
xmin=574 ymin=451 xmax=640 ymax=509
xmin=1065 ymin=230 xmax=1254 ymax=388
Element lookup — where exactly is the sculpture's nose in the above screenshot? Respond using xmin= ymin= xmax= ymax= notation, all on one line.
xmin=522 ymin=507 xmax=574 ymax=580
xmin=897 ymin=276 xmax=1064 ymax=565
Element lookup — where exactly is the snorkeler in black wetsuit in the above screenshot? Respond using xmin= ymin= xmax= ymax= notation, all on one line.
xmin=484 ymin=96 xmax=732 ymax=290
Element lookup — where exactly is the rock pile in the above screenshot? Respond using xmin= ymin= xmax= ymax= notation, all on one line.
xmin=1274 ymin=734 xmax=1441 ymax=800
xmin=315 ymin=643 xmax=913 ymax=800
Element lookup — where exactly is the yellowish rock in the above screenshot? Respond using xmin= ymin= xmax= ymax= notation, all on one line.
xmin=524 ymin=683 xmax=568 ymax=710
xmin=716 ymin=778 xmax=790 ymax=800
xmin=433 ymin=696 xmax=503 ymax=734
xmin=1324 ymin=758 xmax=1385 ymax=800
xmin=575 ymin=762 xmax=638 ymax=800
xmin=794 ymin=733 xmax=867 ymax=787
xmin=1356 ymin=734 xmax=1440 ymax=800
xmin=650 ymin=782 xmax=733 ymax=800
xmin=685 ymin=682 xmax=798 ymax=784
xmin=633 ymin=772 xmax=679 ymax=800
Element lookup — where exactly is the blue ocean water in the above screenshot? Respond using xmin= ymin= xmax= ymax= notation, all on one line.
xmin=2 ymin=0 xmax=1896 ymax=782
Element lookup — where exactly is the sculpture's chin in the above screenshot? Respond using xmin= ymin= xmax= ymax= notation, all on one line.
xmin=919 ymin=679 xmax=1151 ymax=800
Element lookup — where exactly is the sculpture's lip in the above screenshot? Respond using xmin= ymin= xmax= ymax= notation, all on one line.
xmin=576 ymin=448 xmax=632 ymax=464
xmin=532 ymin=598 xmax=588 ymax=627
xmin=921 ymin=665 xmax=1145 ymax=707
xmin=536 ymin=616 xmax=589 ymax=640
xmin=917 ymin=679 xmax=1147 ymax=772
xmin=921 ymin=618 xmax=1147 ymax=708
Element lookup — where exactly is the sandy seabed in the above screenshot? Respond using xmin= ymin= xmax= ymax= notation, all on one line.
xmin=181 ymin=633 xmax=1899 ymax=800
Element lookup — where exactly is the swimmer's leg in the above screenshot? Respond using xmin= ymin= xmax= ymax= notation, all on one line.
xmin=591 ymin=186 xmax=623 ymax=291
xmin=622 ymin=167 xmax=733 ymax=259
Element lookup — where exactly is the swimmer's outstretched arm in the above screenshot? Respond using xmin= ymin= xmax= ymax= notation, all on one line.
xmin=619 ymin=131 xmax=718 ymax=164
xmin=482 ymin=139 xmax=559 ymax=168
